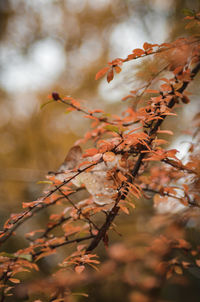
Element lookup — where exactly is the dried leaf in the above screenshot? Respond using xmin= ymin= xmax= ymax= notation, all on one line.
xmin=103 ymin=152 xmax=116 ymax=162
xmin=143 ymin=42 xmax=152 ymax=51
xmin=75 ymin=265 xmax=85 ymax=274
xmin=146 ymin=89 xmax=159 ymax=94
xmin=114 ymin=66 xmax=122 ymax=74
xmin=174 ymin=265 xmax=183 ymax=275
xmin=9 ymin=278 xmax=20 ymax=284
xmin=95 ymin=66 xmax=110 ymax=80
xmin=157 ymin=130 xmax=173 ymax=135
xmin=117 ymin=171 xmax=127 ymax=182
xmin=107 ymin=68 xmax=114 ymax=83
xmin=196 ymin=259 xmax=200 ymax=267
xmin=119 ymin=204 xmax=129 ymax=215
xmin=133 ymin=48 xmax=145 ymax=56
xmin=181 ymin=95 xmax=190 ymax=104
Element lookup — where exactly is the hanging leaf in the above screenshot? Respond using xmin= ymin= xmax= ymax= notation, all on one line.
xmin=181 ymin=95 xmax=190 ymax=104
xmin=107 ymin=68 xmax=114 ymax=83
xmin=119 ymin=204 xmax=129 ymax=215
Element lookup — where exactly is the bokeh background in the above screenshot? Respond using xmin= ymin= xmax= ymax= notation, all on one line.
xmin=0 ymin=1 xmax=200 ymax=301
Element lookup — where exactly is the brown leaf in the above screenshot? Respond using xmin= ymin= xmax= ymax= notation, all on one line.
xmin=181 ymin=95 xmax=190 ymax=104
xmin=114 ymin=66 xmax=121 ymax=74
xmin=174 ymin=265 xmax=183 ymax=275
xmin=196 ymin=259 xmax=200 ymax=267
xmin=107 ymin=68 xmax=114 ymax=83
xmin=9 ymin=278 xmax=20 ymax=284
xmin=75 ymin=265 xmax=85 ymax=274
xmin=119 ymin=204 xmax=129 ymax=215
xmin=117 ymin=171 xmax=127 ymax=182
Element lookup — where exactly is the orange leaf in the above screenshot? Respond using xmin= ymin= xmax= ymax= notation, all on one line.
xmin=126 ymin=201 xmax=136 ymax=209
xmin=154 ymin=194 xmax=162 ymax=205
xmin=153 ymin=139 xmax=168 ymax=145
xmin=84 ymin=115 xmax=98 ymax=121
xmin=160 ymin=84 xmax=172 ymax=92
xmin=70 ymin=99 xmax=81 ymax=108
xmin=95 ymin=66 xmax=109 ymax=80
xmin=146 ymin=89 xmax=159 ymax=94
xmin=103 ymin=152 xmax=116 ymax=162
xmin=143 ymin=42 xmax=152 ymax=51
xmin=174 ymin=265 xmax=183 ymax=275
xmin=114 ymin=66 xmax=121 ymax=74
xmin=165 ymin=149 xmax=178 ymax=158
xmin=83 ymin=148 xmax=98 ymax=157
xmin=119 ymin=204 xmax=129 ymax=215
xmin=157 ymin=130 xmax=173 ymax=135
xmin=173 ymin=66 xmax=183 ymax=75
xmin=117 ymin=171 xmax=127 ymax=182
xmin=78 ymin=161 xmax=92 ymax=168
xmin=77 ymin=244 xmax=86 ymax=252
xmin=160 ymin=78 xmax=170 ymax=83
xmin=133 ymin=48 xmax=145 ymax=56
xmin=9 ymin=278 xmax=20 ymax=284
xmin=122 ymin=95 xmax=135 ymax=101
xmin=166 ymin=269 xmax=173 ymax=279
xmin=183 ymin=184 xmax=189 ymax=193
xmin=65 ymin=107 xmax=76 ymax=113
xmin=127 ymin=54 xmax=136 ymax=61
xmin=75 ymin=265 xmax=85 ymax=274
xmin=107 ymin=68 xmax=114 ymax=83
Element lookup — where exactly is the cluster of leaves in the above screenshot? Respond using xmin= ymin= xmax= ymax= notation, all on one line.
xmin=0 ymin=12 xmax=200 ymax=302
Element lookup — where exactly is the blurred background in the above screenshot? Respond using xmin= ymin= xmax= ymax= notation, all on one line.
xmin=0 ymin=0 xmax=200 ymax=301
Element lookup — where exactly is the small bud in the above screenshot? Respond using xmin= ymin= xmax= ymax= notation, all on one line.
xmin=52 ymin=92 xmax=60 ymax=101
xmin=181 ymin=95 xmax=190 ymax=104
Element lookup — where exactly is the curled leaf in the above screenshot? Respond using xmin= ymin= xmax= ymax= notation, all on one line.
xmin=103 ymin=152 xmax=116 ymax=162
xmin=114 ymin=66 xmax=121 ymax=74
xmin=107 ymin=68 xmax=114 ymax=83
